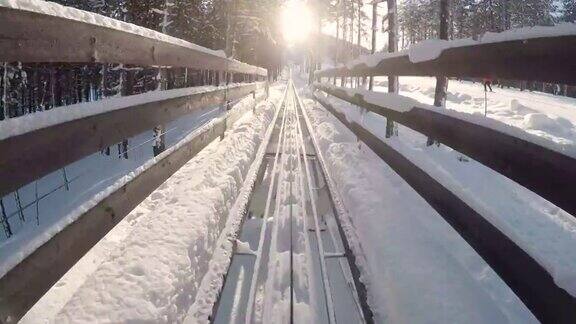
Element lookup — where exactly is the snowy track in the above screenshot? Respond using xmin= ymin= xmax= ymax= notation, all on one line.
xmin=207 ymin=79 xmax=368 ymax=324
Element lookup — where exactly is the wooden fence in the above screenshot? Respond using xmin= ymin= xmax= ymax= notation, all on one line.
xmin=0 ymin=4 xmax=268 ymax=322
xmin=313 ymin=33 xmax=576 ymax=323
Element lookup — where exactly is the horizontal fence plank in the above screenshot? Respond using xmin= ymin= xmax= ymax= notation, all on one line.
xmin=316 ymin=35 xmax=576 ymax=85
xmin=0 ymin=94 xmax=271 ymax=322
xmin=0 ymin=5 xmax=266 ymax=77
xmin=0 ymin=82 xmax=265 ymax=197
xmin=313 ymin=93 xmax=576 ymax=323
xmin=314 ymin=83 xmax=576 ymax=218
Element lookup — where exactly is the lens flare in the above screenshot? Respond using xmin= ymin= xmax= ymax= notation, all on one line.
xmin=281 ymin=0 xmax=313 ymax=45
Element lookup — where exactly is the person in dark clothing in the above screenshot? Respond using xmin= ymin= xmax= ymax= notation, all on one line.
xmin=483 ymin=78 xmax=493 ymax=92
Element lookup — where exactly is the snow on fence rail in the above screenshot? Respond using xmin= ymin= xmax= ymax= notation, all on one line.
xmin=0 ymin=1 xmax=270 ymax=321
xmin=0 ymin=94 xmax=270 ymax=323
xmin=313 ymin=93 xmax=576 ymax=324
xmin=0 ymin=82 xmax=266 ymax=197
xmin=312 ymin=30 xmax=576 ymax=323
xmin=0 ymin=1 xmax=267 ymax=76
xmin=314 ymin=83 xmax=576 ymax=219
xmin=315 ymin=26 xmax=576 ymax=85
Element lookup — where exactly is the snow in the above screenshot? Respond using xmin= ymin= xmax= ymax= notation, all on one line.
xmin=300 ymin=90 xmax=538 ymax=323
xmin=316 ymin=81 xmax=576 ymax=158
xmin=376 ymin=77 xmax=576 ymax=147
xmin=311 ymin=81 xmax=576 ymax=299
xmin=407 ymin=38 xmax=475 ymax=63
xmin=0 ymin=90 xmax=266 ymax=280
xmin=0 ymin=0 xmax=264 ymax=74
xmin=19 ymin=84 xmax=285 ymax=323
xmin=0 ymin=83 xmax=256 ymax=140
xmin=182 ymin=84 xmax=285 ymax=322
xmin=42 ymin=96 xmax=276 ymax=323
xmin=321 ymin=22 xmax=576 ymax=69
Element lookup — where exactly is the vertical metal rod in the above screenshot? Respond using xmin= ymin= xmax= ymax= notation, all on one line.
xmin=0 ymin=198 xmax=12 ymax=237
xmin=14 ymin=189 xmax=25 ymax=223
xmin=35 ymin=180 xmax=40 ymax=225
xmin=62 ymin=167 xmax=70 ymax=191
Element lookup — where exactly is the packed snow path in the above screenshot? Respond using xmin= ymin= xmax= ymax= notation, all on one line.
xmin=207 ymin=80 xmax=367 ymax=324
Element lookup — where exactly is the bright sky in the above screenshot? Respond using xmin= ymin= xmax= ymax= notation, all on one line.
xmin=281 ymin=0 xmax=314 ymax=45
xmin=321 ymin=1 xmax=389 ymax=51
xmin=280 ymin=0 xmax=390 ymax=50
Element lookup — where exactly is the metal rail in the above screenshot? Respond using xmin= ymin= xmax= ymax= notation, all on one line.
xmin=0 ymin=82 xmax=266 ymax=197
xmin=297 ymin=88 xmax=375 ymax=324
xmin=314 ymin=83 xmax=576 ymax=218
xmin=0 ymin=112 xmax=231 ymax=323
xmin=244 ymin=85 xmax=289 ymax=323
xmin=315 ymin=35 xmax=576 ymax=85
xmin=313 ymin=93 xmax=576 ymax=324
xmin=293 ymin=87 xmax=337 ymax=324
xmin=0 ymin=5 xmax=266 ymax=76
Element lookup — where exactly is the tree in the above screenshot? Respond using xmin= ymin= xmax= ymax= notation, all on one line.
xmin=562 ymin=0 xmax=576 ymax=22
xmin=427 ymin=0 xmax=449 ymax=146
xmin=385 ymin=0 xmax=399 ymax=138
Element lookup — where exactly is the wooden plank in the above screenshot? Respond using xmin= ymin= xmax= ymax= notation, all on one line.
xmin=313 ymin=93 xmax=576 ymax=323
xmin=314 ymin=83 xmax=576 ymax=218
xmin=0 ymin=114 xmax=231 ymax=323
xmin=316 ymin=35 xmax=576 ymax=85
xmin=0 ymin=82 xmax=265 ymax=197
xmin=0 ymin=6 xmax=267 ymax=77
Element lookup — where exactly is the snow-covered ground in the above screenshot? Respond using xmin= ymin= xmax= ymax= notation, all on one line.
xmin=298 ymin=73 xmax=576 ymax=322
xmin=12 ymin=72 xmax=576 ymax=323
xmin=0 ymin=92 xmax=269 ymax=278
xmin=300 ymin=90 xmax=534 ymax=323
xmin=375 ymin=76 xmax=576 ymax=146
xmin=18 ymin=85 xmax=285 ymax=323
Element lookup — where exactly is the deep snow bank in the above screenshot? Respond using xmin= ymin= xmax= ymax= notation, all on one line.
xmin=51 ymin=97 xmax=277 ymax=323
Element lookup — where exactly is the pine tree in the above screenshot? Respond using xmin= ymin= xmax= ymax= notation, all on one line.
xmin=562 ymin=0 xmax=576 ymax=22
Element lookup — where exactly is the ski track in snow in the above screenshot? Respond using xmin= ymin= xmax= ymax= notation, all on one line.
xmin=22 ymin=90 xmax=280 ymax=323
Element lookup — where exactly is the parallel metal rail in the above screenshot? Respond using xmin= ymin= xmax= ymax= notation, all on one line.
xmin=294 ymin=86 xmax=373 ymax=323
xmin=313 ymin=93 xmax=576 ymax=323
xmin=314 ymin=83 xmax=576 ymax=218
xmin=0 ymin=82 xmax=265 ymax=197
xmin=315 ymin=35 xmax=576 ymax=85
xmin=0 ymin=5 xmax=266 ymax=76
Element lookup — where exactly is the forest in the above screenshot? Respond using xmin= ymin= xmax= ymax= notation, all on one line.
xmin=1 ymin=0 xmax=575 ymax=121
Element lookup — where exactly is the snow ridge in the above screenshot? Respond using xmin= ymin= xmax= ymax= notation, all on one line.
xmin=52 ymin=101 xmax=275 ymax=323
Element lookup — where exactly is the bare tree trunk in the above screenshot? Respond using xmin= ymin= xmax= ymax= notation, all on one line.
xmin=385 ymin=0 xmax=398 ymax=138
xmin=2 ymin=62 xmax=8 ymax=120
xmin=153 ymin=0 xmax=174 ymax=157
xmin=341 ymin=1 xmax=348 ymax=87
xmin=335 ymin=14 xmax=340 ymax=85
xmin=427 ymin=0 xmax=449 ymax=146
xmin=225 ymin=0 xmax=237 ymax=58
xmin=356 ymin=0 xmax=362 ymax=88
xmin=369 ymin=2 xmax=378 ymax=90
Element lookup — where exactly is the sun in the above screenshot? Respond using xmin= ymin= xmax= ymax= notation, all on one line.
xmin=281 ymin=0 xmax=313 ymax=45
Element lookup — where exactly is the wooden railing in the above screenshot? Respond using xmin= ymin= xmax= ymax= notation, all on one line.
xmin=0 ymin=3 xmax=269 ymax=322
xmin=313 ymin=32 xmax=576 ymax=323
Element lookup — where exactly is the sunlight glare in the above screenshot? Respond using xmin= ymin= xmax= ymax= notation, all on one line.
xmin=281 ymin=0 xmax=313 ymax=45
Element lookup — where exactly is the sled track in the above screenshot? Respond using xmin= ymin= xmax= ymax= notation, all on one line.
xmin=195 ymin=79 xmax=372 ymax=324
